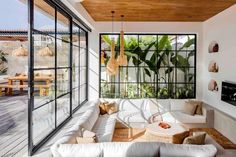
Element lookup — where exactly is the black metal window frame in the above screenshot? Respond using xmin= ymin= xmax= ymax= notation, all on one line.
xmin=28 ymin=0 xmax=89 ymax=155
xmin=99 ymin=33 xmax=197 ymax=99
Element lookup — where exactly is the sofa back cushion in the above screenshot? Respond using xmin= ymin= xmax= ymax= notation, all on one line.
xmin=56 ymin=143 xmax=103 ymax=157
xmin=118 ymin=99 xmax=149 ymax=111
xmin=148 ymin=99 xmax=171 ymax=113
xmin=170 ymin=99 xmax=189 ymax=111
xmin=102 ymin=142 xmax=160 ymax=157
xmin=80 ymin=100 xmax=100 ymax=130
xmin=160 ymin=143 xmax=217 ymax=157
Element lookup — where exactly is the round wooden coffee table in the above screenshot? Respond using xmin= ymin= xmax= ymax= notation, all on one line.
xmin=145 ymin=122 xmax=189 ymax=144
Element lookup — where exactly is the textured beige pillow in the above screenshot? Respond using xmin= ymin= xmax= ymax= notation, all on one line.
xmin=76 ymin=137 xmax=96 ymax=143
xmin=189 ymin=100 xmax=203 ymax=115
xmin=183 ymin=101 xmax=198 ymax=115
xmin=183 ymin=132 xmax=206 ymax=145
xmin=105 ymin=102 xmax=118 ymax=115
xmin=99 ymin=102 xmax=108 ymax=115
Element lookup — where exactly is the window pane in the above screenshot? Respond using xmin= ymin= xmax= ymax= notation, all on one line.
xmin=57 ymin=40 xmax=70 ymax=67
xmin=72 ymin=24 xmax=79 ymax=46
xmin=33 ymin=70 xmax=55 ymax=109
xmin=175 ymin=84 xmax=194 ymax=99
xmin=57 ymin=94 xmax=70 ymax=125
xmin=80 ymin=29 xmax=87 ymax=48
xmin=80 ymin=67 xmax=86 ymax=85
xmin=157 ymin=84 xmax=175 ymax=99
xmin=158 ymin=35 xmax=176 ymax=50
xmin=72 ymin=88 xmax=79 ymax=110
xmin=120 ymin=83 xmax=138 ymax=98
xmin=101 ymin=35 xmax=119 ymax=51
xmin=101 ymin=83 xmax=119 ymax=98
xmin=139 ymin=35 xmax=156 ymax=50
xmin=34 ymin=0 xmax=55 ymax=32
xmin=124 ymin=35 xmax=138 ymax=51
xmin=73 ymin=46 xmax=79 ymax=67
xmin=57 ymin=68 xmax=69 ymax=96
xmin=33 ymin=101 xmax=55 ymax=145
xmin=158 ymin=67 xmax=176 ymax=83
xmin=80 ymin=48 xmax=87 ymax=67
xmin=140 ymin=83 xmax=156 ymax=98
xmin=120 ymin=67 xmax=138 ymax=83
xmin=80 ymin=84 xmax=87 ymax=103
xmin=176 ymin=68 xmax=195 ymax=83
xmin=140 ymin=67 xmax=156 ymax=82
xmin=57 ymin=11 xmax=70 ymax=42
xmin=177 ymin=35 xmax=195 ymax=51
xmin=73 ymin=67 xmax=79 ymax=89
xmin=33 ymin=33 xmax=55 ymax=69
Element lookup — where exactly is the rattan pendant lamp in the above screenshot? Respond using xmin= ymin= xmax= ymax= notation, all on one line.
xmin=106 ymin=11 xmax=118 ymax=76
xmin=117 ymin=15 xmax=127 ymax=66
xmin=38 ymin=45 xmax=53 ymax=57
xmin=12 ymin=45 xmax=28 ymax=57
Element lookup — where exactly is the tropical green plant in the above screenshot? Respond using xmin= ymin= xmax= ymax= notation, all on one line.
xmin=100 ymin=35 xmax=195 ymax=99
xmin=0 ymin=50 xmax=8 ymax=75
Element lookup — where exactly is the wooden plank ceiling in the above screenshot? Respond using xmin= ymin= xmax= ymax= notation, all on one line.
xmin=80 ymin=0 xmax=236 ymax=21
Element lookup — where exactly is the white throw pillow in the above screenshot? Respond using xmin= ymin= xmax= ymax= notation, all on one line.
xmin=82 ymin=128 xmax=96 ymax=138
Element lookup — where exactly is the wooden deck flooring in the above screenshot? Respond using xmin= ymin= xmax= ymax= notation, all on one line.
xmin=0 ymin=95 xmax=28 ymax=157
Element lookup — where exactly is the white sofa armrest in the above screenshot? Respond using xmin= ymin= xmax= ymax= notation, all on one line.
xmin=202 ymin=104 xmax=214 ymax=128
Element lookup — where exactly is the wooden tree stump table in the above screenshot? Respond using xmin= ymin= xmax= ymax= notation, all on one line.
xmin=145 ymin=122 xmax=189 ymax=144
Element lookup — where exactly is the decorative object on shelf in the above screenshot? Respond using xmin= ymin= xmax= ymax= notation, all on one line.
xmin=12 ymin=45 xmax=28 ymax=56
xmin=208 ymin=61 xmax=219 ymax=73
xmin=0 ymin=50 xmax=8 ymax=75
xmin=209 ymin=41 xmax=219 ymax=53
xmin=106 ymin=11 xmax=118 ymax=76
xmin=38 ymin=45 xmax=53 ymax=56
xmin=117 ymin=15 xmax=128 ymax=66
xmin=208 ymin=79 xmax=218 ymax=91
xmin=159 ymin=122 xmax=171 ymax=129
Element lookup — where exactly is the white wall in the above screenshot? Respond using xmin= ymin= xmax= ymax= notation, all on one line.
xmin=202 ymin=5 xmax=236 ymax=142
xmin=202 ymin=5 xmax=236 ymax=118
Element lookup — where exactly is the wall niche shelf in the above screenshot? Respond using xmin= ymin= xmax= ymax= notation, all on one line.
xmin=208 ymin=60 xmax=219 ymax=73
xmin=209 ymin=41 xmax=219 ymax=53
xmin=208 ymin=79 xmax=218 ymax=92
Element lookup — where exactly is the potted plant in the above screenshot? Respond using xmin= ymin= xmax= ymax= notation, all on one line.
xmin=0 ymin=50 xmax=8 ymax=75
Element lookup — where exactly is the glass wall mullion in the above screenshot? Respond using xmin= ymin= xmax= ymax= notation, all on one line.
xmin=54 ymin=8 xmax=57 ymax=128
xmin=155 ymin=35 xmax=160 ymax=98
xmin=78 ymin=27 xmax=80 ymax=106
xmin=69 ymin=18 xmax=73 ymax=116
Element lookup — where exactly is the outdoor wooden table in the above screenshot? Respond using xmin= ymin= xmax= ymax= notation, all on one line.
xmin=5 ymin=76 xmax=53 ymax=95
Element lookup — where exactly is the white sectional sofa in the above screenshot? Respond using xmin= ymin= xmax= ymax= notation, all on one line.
xmin=51 ymin=99 xmax=216 ymax=157
xmin=100 ymin=98 xmax=214 ymax=128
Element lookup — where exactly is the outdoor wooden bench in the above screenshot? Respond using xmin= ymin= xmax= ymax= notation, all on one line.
xmin=0 ymin=84 xmax=51 ymax=96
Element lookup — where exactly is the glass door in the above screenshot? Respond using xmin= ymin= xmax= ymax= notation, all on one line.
xmin=28 ymin=0 xmax=88 ymax=155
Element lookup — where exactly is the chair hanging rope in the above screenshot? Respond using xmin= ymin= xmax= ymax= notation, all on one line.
xmin=117 ymin=15 xmax=127 ymax=66
xmin=106 ymin=11 xmax=118 ymax=75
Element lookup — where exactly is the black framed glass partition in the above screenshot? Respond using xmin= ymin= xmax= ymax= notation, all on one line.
xmin=28 ymin=0 xmax=88 ymax=155
xmin=99 ymin=34 xmax=196 ymax=99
